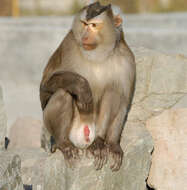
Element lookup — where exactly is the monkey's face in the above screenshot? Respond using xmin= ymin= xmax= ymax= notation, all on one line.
xmin=72 ymin=8 xmax=117 ymax=52
xmin=80 ymin=19 xmax=103 ymax=51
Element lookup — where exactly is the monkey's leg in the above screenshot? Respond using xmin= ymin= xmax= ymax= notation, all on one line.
xmin=88 ymin=91 xmax=120 ymax=170
xmin=43 ymin=89 xmax=80 ymax=166
xmin=105 ymin=99 xmax=128 ymax=172
xmin=40 ymin=71 xmax=93 ymax=113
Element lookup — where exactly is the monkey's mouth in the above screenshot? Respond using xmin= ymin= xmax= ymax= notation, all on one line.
xmin=82 ymin=43 xmax=97 ymax=50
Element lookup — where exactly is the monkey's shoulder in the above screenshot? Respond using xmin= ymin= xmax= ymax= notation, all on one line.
xmin=117 ymin=41 xmax=135 ymax=63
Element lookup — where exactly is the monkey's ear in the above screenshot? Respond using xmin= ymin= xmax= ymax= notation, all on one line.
xmin=114 ymin=15 xmax=122 ymax=27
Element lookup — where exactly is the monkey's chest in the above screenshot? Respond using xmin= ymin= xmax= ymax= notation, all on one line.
xmin=86 ymin=62 xmax=123 ymax=95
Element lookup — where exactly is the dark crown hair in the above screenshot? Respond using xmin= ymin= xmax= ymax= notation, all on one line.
xmin=86 ymin=1 xmax=111 ymax=21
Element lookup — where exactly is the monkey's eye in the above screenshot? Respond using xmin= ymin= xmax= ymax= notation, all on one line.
xmin=81 ymin=20 xmax=88 ymax=27
xmin=91 ymin=23 xmax=97 ymax=28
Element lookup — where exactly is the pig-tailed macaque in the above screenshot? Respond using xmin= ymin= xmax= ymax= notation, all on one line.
xmin=40 ymin=1 xmax=136 ymax=171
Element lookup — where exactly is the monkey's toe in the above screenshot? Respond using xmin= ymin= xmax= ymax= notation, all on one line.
xmin=50 ymin=144 xmax=57 ymax=153
xmin=108 ymin=144 xmax=123 ymax=172
xmin=59 ymin=143 xmax=80 ymax=168
xmin=50 ymin=136 xmax=57 ymax=153
xmin=94 ymin=147 xmax=107 ymax=170
xmin=88 ymin=137 xmax=108 ymax=170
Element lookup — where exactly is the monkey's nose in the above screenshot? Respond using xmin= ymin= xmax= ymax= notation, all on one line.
xmin=82 ymin=36 xmax=89 ymax=43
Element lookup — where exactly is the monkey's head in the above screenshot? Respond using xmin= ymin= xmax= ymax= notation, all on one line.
xmin=72 ymin=1 xmax=122 ymax=60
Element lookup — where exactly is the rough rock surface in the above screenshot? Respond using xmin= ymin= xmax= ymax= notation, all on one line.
xmin=8 ymin=123 xmax=153 ymax=190
xmin=0 ymin=151 xmax=24 ymax=190
xmin=0 ymin=84 xmax=7 ymax=150
xmin=8 ymin=116 xmax=42 ymax=148
xmin=7 ymin=148 xmax=48 ymax=189
xmin=146 ymin=109 xmax=187 ymax=190
xmin=129 ymin=47 xmax=187 ymax=124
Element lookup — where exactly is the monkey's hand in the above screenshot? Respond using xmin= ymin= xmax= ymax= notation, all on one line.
xmin=87 ymin=137 xmax=108 ymax=170
xmin=107 ymin=143 xmax=123 ymax=172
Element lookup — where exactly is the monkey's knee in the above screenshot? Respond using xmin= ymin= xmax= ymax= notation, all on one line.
xmin=46 ymin=89 xmax=72 ymax=110
xmin=43 ymin=89 xmax=73 ymax=130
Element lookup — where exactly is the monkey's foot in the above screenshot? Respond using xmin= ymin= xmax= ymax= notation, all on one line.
xmin=108 ymin=143 xmax=123 ymax=172
xmin=88 ymin=137 xmax=108 ymax=170
xmin=59 ymin=142 xmax=80 ymax=168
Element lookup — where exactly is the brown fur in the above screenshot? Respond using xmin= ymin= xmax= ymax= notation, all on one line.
xmin=40 ymin=2 xmax=136 ymax=171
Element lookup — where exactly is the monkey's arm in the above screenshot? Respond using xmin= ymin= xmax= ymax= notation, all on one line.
xmin=40 ymin=71 xmax=93 ymax=113
xmin=88 ymin=91 xmax=126 ymax=170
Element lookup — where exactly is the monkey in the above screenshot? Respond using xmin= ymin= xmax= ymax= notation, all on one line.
xmin=40 ymin=1 xmax=136 ymax=172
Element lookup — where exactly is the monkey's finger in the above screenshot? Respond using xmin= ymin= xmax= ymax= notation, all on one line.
xmin=103 ymin=149 xmax=108 ymax=166
xmin=98 ymin=159 xmax=103 ymax=170
xmin=71 ymin=148 xmax=78 ymax=160
xmin=110 ymin=152 xmax=117 ymax=171
xmin=101 ymin=153 xmax=107 ymax=169
xmin=94 ymin=155 xmax=100 ymax=170
xmin=119 ymin=154 xmax=123 ymax=168
xmin=98 ymin=149 xmax=107 ymax=170
xmin=110 ymin=160 xmax=115 ymax=171
xmin=112 ymin=154 xmax=122 ymax=172
xmin=114 ymin=153 xmax=123 ymax=171
xmin=98 ymin=149 xmax=106 ymax=170
xmin=72 ymin=148 xmax=77 ymax=159
xmin=75 ymin=148 xmax=81 ymax=159
xmin=66 ymin=149 xmax=73 ymax=160
xmin=94 ymin=150 xmax=102 ymax=170
xmin=112 ymin=155 xmax=120 ymax=172
xmin=77 ymin=148 xmax=82 ymax=158
xmin=97 ymin=155 xmax=103 ymax=170
xmin=68 ymin=158 xmax=75 ymax=169
xmin=51 ymin=144 xmax=57 ymax=153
